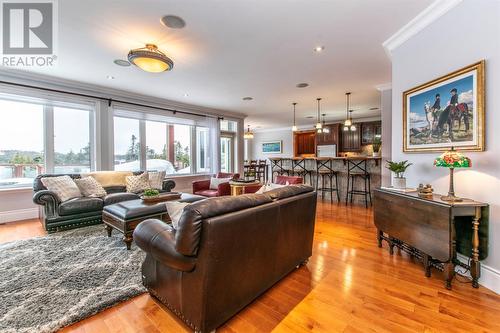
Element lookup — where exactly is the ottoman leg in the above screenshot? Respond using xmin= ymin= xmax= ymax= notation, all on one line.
xmin=123 ymin=234 xmax=133 ymax=250
xmin=105 ymin=224 xmax=112 ymax=237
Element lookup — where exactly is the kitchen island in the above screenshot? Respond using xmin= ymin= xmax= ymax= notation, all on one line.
xmin=268 ymin=157 xmax=382 ymax=205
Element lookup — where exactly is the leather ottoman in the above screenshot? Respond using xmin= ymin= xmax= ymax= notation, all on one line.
xmin=102 ymin=193 xmax=205 ymax=249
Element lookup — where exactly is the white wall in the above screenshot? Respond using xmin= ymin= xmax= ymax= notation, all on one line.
xmin=391 ymin=0 xmax=500 ymax=292
xmin=249 ymin=129 xmax=293 ymax=161
xmin=380 ymin=88 xmax=392 ymax=187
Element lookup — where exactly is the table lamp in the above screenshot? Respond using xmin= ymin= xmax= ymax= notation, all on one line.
xmin=433 ymin=147 xmax=471 ymax=202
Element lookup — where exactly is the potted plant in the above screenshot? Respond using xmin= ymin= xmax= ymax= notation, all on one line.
xmin=143 ymin=188 xmax=160 ymax=199
xmin=386 ymin=160 xmax=412 ymax=189
xmin=372 ymin=137 xmax=382 ymax=157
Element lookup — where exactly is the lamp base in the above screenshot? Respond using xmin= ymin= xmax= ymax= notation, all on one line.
xmin=440 ymin=195 xmax=463 ymax=202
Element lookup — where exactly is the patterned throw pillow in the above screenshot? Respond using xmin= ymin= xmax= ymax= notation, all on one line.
xmin=126 ymin=173 xmax=150 ymax=193
xmin=148 ymin=171 xmax=166 ymax=190
xmin=40 ymin=176 xmax=82 ymax=202
xmin=209 ymin=177 xmax=232 ymax=190
xmin=166 ymin=201 xmax=190 ymax=229
xmin=255 ymin=182 xmax=288 ymax=194
xmin=75 ymin=176 xmax=107 ymax=198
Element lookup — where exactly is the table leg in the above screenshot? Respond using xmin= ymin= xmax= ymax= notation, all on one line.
xmin=471 ymin=207 xmax=481 ymax=288
xmin=423 ymin=254 xmax=431 ymax=277
xmin=105 ymin=224 xmax=112 ymax=237
xmin=377 ymin=229 xmax=383 ymax=248
xmin=123 ymin=234 xmax=133 ymax=250
xmin=444 ymin=262 xmax=454 ymax=290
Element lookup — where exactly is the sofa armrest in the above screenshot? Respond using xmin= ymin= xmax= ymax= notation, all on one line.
xmin=192 ymin=179 xmax=210 ymax=193
xmin=33 ymin=190 xmax=60 ymax=218
xmin=217 ymin=182 xmax=231 ymax=196
xmin=162 ymin=179 xmax=176 ymax=192
xmin=134 ymin=219 xmax=196 ymax=272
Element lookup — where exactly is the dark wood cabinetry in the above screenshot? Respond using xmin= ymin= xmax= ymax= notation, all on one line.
xmin=293 ymin=130 xmax=316 ymax=157
xmin=361 ymin=121 xmax=382 ymax=145
xmin=316 ymin=124 xmax=339 ymax=146
xmin=340 ymin=124 xmax=361 ymax=152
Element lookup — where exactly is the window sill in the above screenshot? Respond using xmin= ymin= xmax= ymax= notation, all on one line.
xmin=0 ymin=186 xmax=33 ymax=193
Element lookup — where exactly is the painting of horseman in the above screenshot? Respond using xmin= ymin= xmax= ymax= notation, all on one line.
xmin=403 ymin=61 xmax=485 ymax=152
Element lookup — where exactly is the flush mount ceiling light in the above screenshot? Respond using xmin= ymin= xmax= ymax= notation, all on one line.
xmin=128 ymin=44 xmax=174 ymax=73
xmin=242 ymin=96 xmax=253 ymax=101
xmin=292 ymin=102 xmax=298 ymax=132
xmin=315 ymin=98 xmax=323 ymax=131
xmin=160 ymin=15 xmax=186 ymax=29
xmin=314 ymin=46 xmax=325 ymax=52
xmin=296 ymin=83 xmax=309 ymax=88
xmin=113 ymin=59 xmax=130 ymax=67
xmin=244 ymin=125 xmax=254 ymax=139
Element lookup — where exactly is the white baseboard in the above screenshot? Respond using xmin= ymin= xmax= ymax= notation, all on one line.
xmin=0 ymin=208 xmax=39 ymax=223
xmin=457 ymin=254 xmax=500 ymax=295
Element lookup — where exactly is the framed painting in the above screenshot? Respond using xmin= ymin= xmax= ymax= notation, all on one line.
xmin=403 ymin=61 xmax=485 ymax=152
xmin=262 ymin=141 xmax=282 ymax=154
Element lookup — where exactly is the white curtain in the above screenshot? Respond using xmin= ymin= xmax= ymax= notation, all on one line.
xmin=207 ymin=117 xmax=220 ymax=175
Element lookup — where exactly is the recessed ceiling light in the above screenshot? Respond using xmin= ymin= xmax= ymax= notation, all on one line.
xmin=306 ymin=116 xmax=314 ymax=119
xmin=296 ymin=83 xmax=309 ymax=88
xmin=106 ymin=75 xmax=115 ymax=80
xmin=113 ymin=59 xmax=130 ymax=67
xmin=160 ymin=15 xmax=186 ymax=29
xmin=242 ymin=97 xmax=253 ymax=101
xmin=314 ymin=46 xmax=325 ymax=52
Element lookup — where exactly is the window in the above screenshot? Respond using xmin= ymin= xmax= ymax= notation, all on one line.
xmin=0 ymin=100 xmax=44 ymax=188
xmin=114 ymin=115 xmax=197 ymax=175
xmin=0 ymin=96 xmax=95 ymax=189
xmin=54 ymin=107 xmax=91 ymax=174
xmin=173 ymin=124 xmax=191 ymax=174
xmin=196 ymin=127 xmax=209 ymax=173
xmin=114 ymin=117 xmax=140 ymax=171
xmin=220 ymin=120 xmax=237 ymax=173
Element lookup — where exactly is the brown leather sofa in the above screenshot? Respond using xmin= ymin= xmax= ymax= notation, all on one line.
xmin=134 ymin=185 xmax=317 ymax=332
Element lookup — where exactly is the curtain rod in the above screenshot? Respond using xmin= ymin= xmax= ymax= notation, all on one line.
xmin=0 ymin=80 xmax=225 ymax=120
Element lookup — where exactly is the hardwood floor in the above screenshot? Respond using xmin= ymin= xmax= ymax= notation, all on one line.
xmin=2 ymin=201 xmax=500 ymax=332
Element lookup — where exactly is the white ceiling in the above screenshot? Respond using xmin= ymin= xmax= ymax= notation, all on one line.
xmin=10 ymin=0 xmax=433 ymax=129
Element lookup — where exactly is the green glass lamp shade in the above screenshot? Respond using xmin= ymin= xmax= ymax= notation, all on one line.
xmin=434 ymin=149 xmax=471 ymax=168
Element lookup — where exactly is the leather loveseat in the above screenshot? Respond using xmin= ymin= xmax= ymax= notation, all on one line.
xmin=134 ymin=184 xmax=317 ymax=332
xmin=33 ymin=171 xmax=176 ymax=233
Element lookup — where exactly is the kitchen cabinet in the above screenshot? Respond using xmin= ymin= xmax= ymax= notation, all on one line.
xmin=293 ymin=131 xmax=316 ymax=157
xmin=340 ymin=124 xmax=361 ymax=152
xmin=361 ymin=121 xmax=382 ymax=145
xmin=316 ymin=124 xmax=339 ymax=146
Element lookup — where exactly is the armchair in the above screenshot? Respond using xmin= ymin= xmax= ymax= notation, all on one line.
xmin=192 ymin=172 xmax=239 ymax=197
xmin=275 ymin=175 xmax=303 ymax=185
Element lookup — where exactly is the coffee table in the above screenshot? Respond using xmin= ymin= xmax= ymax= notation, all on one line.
xmin=102 ymin=193 xmax=205 ymax=249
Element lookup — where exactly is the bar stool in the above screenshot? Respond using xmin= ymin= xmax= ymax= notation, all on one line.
xmin=346 ymin=158 xmax=372 ymax=208
xmin=270 ymin=158 xmax=288 ymax=182
xmin=316 ymin=158 xmax=340 ymax=203
xmin=292 ymin=158 xmax=313 ymax=185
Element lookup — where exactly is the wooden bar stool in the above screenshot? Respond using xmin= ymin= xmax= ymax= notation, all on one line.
xmin=315 ymin=158 xmax=340 ymax=203
xmin=346 ymin=158 xmax=372 ymax=208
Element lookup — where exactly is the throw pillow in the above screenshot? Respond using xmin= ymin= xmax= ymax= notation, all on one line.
xmin=148 ymin=171 xmax=166 ymax=190
xmin=209 ymin=177 xmax=232 ymax=190
xmin=40 ymin=176 xmax=82 ymax=202
xmin=166 ymin=201 xmax=190 ymax=229
xmin=255 ymin=182 xmax=287 ymax=194
xmin=126 ymin=173 xmax=150 ymax=193
xmin=75 ymin=176 xmax=107 ymax=198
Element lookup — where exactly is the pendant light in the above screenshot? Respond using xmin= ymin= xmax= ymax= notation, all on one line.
xmin=344 ymin=92 xmax=352 ymax=128
xmin=292 ymin=102 xmax=298 ymax=132
xmin=322 ymin=114 xmax=330 ymax=134
xmin=244 ymin=125 xmax=254 ymax=139
xmin=349 ymin=110 xmax=356 ymax=131
xmin=315 ymin=98 xmax=322 ymax=130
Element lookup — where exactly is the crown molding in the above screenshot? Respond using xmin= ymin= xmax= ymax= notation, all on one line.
xmin=382 ymin=0 xmax=463 ymax=58
xmin=375 ymin=83 xmax=392 ymax=91
xmin=0 ymin=67 xmax=246 ymax=120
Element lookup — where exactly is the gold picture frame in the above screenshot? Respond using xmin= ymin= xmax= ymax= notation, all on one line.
xmin=403 ymin=60 xmax=485 ymax=152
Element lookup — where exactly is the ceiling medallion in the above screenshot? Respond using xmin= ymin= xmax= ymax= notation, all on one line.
xmin=128 ymin=44 xmax=174 ymax=73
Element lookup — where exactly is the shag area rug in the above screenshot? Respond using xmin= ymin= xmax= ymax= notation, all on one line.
xmin=0 ymin=225 xmax=146 ymax=333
